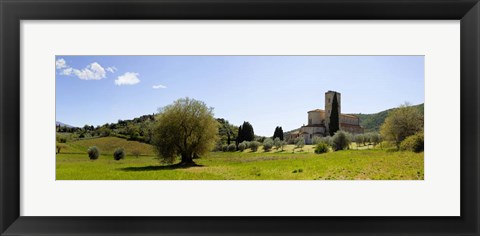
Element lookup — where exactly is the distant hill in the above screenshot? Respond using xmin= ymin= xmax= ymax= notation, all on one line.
xmin=350 ymin=103 xmax=424 ymax=132
xmin=56 ymin=121 xmax=75 ymax=128
xmin=61 ymin=137 xmax=155 ymax=155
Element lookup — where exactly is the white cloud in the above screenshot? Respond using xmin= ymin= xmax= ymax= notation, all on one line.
xmin=60 ymin=67 xmax=73 ymax=76
xmin=72 ymin=62 xmax=107 ymax=80
xmin=115 ymin=72 xmax=140 ymax=86
xmin=56 ymin=58 xmax=67 ymax=69
xmin=152 ymin=84 xmax=167 ymax=89
xmin=106 ymin=66 xmax=117 ymax=73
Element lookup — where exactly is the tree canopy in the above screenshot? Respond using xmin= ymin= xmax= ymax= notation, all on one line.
xmin=328 ymin=92 xmax=340 ymax=136
xmin=273 ymin=126 xmax=284 ymax=141
xmin=236 ymin=121 xmax=255 ymax=144
xmin=151 ymin=97 xmax=218 ymax=166
xmin=380 ymin=103 xmax=424 ymax=148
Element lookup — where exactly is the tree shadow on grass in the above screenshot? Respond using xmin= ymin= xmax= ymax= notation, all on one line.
xmin=119 ymin=163 xmax=203 ymax=172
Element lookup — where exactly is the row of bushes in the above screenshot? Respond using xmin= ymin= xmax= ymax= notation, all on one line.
xmin=217 ymin=137 xmax=288 ymax=153
xmin=87 ymin=146 xmax=137 ymax=160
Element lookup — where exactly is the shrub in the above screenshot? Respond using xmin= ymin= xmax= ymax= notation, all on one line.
xmin=314 ymin=142 xmax=329 ymax=154
xmin=249 ymin=141 xmax=261 ymax=152
xmin=263 ymin=138 xmax=274 ymax=152
xmin=312 ymin=136 xmax=323 ymax=145
xmin=295 ymin=137 xmax=305 ymax=149
xmin=400 ymin=132 xmax=424 ymax=152
xmin=322 ymin=136 xmax=333 ymax=146
xmin=332 ymin=131 xmax=351 ymax=151
xmin=280 ymin=140 xmax=287 ymax=151
xmin=241 ymin=141 xmax=250 ymax=149
xmin=113 ymin=148 xmax=125 ymax=160
xmin=354 ymin=134 xmax=364 ymax=147
xmin=87 ymin=146 xmax=99 ymax=160
xmin=58 ymin=137 xmax=67 ymax=143
xmin=371 ymin=133 xmax=381 ymax=146
xmin=273 ymin=137 xmax=282 ymax=150
xmin=227 ymin=144 xmax=237 ymax=152
xmin=222 ymin=145 xmax=228 ymax=152
xmin=238 ymin=142 xmax=246 ymax=151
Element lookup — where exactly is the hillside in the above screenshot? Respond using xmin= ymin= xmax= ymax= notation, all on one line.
xmin=350 ymin=103 xmax=424 ymax=132
xmin=60 ymin=137 xmax=155 ymax=156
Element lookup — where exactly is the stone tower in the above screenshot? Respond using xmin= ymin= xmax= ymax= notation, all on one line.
xmin=324 ymin=90 xmax=341 ymax=134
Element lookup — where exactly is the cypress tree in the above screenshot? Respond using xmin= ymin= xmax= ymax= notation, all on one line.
xmin=278 ymin=126 xmax=284 ymax=140
xmin=236 ymin=125 xmax=243 ymax=144
xmin=273 ymin=127 xmax=279 ymax=140
xmin=242 ymin=121 xmax=255 ymax=141
xmin=273 ymin=126 xmax=284 ymax=141
xmin=329 ymin=92 xmax=340 ymax=136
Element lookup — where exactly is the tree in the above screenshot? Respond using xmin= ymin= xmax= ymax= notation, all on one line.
xmin=295 ymin=137 xmax=305 ymax=150
xmin=355 ymin=134 xmax=365 ymax=148
xmin=328 ymin=92 xmax=340 ymax=136
xmin=236 ymin=125 xmax=244 ymax=145
xmin=273 ymin=126 xmax=284 ymax=141
xmin=236 ymin=121 xmax=255 ymax=144
xmin=263 ymin=138 xmax=274 ymax=152
xmin=380 ymin=104 xmax=424 ymax=148
xmin=332 ymin=131 xmax=351 ymax=151
xmin=217 ymin=119 xmax=236 ymax=145
xmin=273 ymin=137 xmax=282 ymax=150
xmin=151 ymin=97 xmax=218 ymax=166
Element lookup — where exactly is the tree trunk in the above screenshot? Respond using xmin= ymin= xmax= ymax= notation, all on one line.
xmin=179 ymin=153 xmax=195 ymax=166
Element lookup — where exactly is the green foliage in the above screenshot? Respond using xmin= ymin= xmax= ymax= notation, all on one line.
xmin=314 ymin=142 xmax=330 ymax=154
xmin=352 ymin=103 xmax=424 ymax=132
xmin=236 ymin=121 xmax=255 ymax=144
xmin=227 ymin=144 xmax=237 ymax=152
xmin=217 ymin=118 xmax=238 ymax=145
xmin=249 ymin=141 xmax=261 ymax=152
xmin=273 ymin=137 xmax=282 ymax=150
xmin=312 ymin=136 xmax=323 ymax=145
xmin=295 ymin=137 xmax=305 ymax=149
xmin=354 ymin=134 xmax=365 ymax=147
xmin=332 ymin=131 xmax=351 ymax=151
xmin=151 ymin=97 xmax=218 ymax=164
xmin=222 ymin=145 xmax=229 ymax=152
xmin=263 ymin=138 xmax=274 ymax=152
xmin=328 ymin=92 xmax=340 ymax=136
xmin=380 ymin=104 xmax=424 ymax=148
xmin=400 ymin=132 xmax=424 ymax=153
xmin=113 ymin=148 xmax=125 ymax=160
xmin=87 ymin=146 xmax=99 ymax=160
xmin=238 ymin=142 xmax=246 ymax=152
xmin=321 ymin=136 xmax=333 ymax=146
xmin=273 ymin=126 xmax=284 ymax=141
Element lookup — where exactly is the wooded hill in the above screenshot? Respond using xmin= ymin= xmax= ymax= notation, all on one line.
xmin=349 ymin=103 xmax=424 ymax=132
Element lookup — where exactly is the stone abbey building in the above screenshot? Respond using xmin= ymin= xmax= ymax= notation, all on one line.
xmin=289 ymin=91 xmax=364 ymax=144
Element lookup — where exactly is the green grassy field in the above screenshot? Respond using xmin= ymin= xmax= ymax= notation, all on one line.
xmin=56 ymin=137 xmax=424 ymax=180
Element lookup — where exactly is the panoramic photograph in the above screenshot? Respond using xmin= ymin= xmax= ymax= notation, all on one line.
xmin=55 ymin=55 xmax=424 ymax=180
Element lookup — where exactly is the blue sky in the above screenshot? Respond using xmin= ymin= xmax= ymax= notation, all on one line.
xmin=56 ymin=56 xmax=424 ymax=136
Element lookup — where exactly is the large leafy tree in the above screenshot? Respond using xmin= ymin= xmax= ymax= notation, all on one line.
xmin=328 ymin=92 xmax=340 ymax=136
xmin=380 ymin=103 xmax=424 ymax=148
xmin=152 ymin=97 xmax=218 ymax=166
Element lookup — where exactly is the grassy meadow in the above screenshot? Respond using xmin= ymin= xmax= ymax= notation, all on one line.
xmin=56 ymin=137 xmax=424 ymax=180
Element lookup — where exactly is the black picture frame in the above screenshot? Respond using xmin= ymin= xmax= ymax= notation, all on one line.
xmin=1 ymin=0 xmax=479 ymax=235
